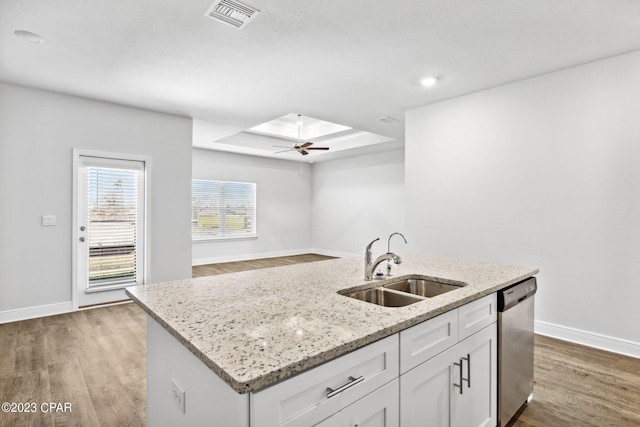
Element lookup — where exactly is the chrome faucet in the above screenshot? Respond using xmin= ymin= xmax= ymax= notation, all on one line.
xmin=387 ymin=232 xmax=407 ymax=254
xmin=364 ymin=232 xmax=408 ymax=280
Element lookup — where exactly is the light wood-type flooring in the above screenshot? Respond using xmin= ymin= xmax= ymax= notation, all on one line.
xmin=510 ymin=335 xmax=640 ymax=427
xmin=1 ymin=254 xmax=638 ymax=426
xmin=0 ymin=302 xmax=146 ymax=427
xmin=191 ymin=253 xmax=336 ymax=277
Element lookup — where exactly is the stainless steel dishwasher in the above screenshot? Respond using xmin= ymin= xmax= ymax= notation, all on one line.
xmin=497 ymin=277 xmax=537 ymax=427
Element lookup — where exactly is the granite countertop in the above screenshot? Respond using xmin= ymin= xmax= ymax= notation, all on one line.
xmin=125 ymin=255 xmax=537 ymax=394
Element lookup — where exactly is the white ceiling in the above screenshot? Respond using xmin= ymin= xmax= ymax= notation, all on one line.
xmin=210 ymin=113 xmax=395 ymax=162
xmin=2 ymin=0 xmax=640 ymax=162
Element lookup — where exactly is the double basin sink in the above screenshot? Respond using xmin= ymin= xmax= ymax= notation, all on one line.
xmin=341 ymin=276 xmax=467 ymax=307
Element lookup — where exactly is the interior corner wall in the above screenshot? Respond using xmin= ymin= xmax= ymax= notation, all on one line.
xmin=311 ymin=149 xmax=406 ymax=257
xmin=0 ymin=82 xmax=193 ymax=316
xmin=191 ymin=148 xmax=312 ymax=264
xmin=405 ymin=51 xmax=640 ymax=348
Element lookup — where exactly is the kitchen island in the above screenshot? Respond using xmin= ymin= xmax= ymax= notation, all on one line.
xmin=126 ymin=255 xmax=537 ymax=426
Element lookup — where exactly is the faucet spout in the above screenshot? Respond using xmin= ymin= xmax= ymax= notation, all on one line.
xmin=388 ymin=232 xmax=407 ymax=253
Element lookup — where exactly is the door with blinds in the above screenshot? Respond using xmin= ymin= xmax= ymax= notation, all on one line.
xmin=74 ymin=153 xmax=146 ymax=308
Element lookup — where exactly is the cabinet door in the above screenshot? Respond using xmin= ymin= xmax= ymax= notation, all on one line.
xmin=317 ymin=379 xmax=399 ymax=427
xmin=399 ymin=345 xmax=457 ymax=427
xmin=452 ymin=324 xmax=497 ymax=427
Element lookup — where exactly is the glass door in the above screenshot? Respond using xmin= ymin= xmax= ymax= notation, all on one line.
xmin=74 ymin=154 xmax=145 ymax=308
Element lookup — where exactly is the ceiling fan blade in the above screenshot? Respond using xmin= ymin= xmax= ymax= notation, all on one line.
xmin=274 ymin=148 xmax=295 ymax=154
xmin=301 ymin=141 xmax=313 ymax=148
xmin=273 ymin=145 xmax=292 ymax=148
xmin=300 ymin=150 xmax=309 ymax=155
xmin=306 ymin=147 xmax=330 ymax=150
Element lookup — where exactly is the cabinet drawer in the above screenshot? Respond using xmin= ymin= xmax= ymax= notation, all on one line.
xmin=399 ymin=309 xmax=458 ymax=373
xmin=250 ymin=334 xmax=399 ymax=427
xmin=317 ymin=379 xmax=399 ymax=427
xmin=458 ymin=293 xmax=497 ymax=340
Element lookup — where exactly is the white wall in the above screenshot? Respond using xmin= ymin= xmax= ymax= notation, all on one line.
xmin=406 ymin=51 xmax=640 ymax=353
xmin=192 ymin=148 xmax=312 ymax=264
xmin=311 ymin=150 xmax=406 ymax=257
xmin=0 ymin=83 xmax=192 ymax=320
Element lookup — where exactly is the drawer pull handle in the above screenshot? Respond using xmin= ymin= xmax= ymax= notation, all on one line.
xmin=326 ymin=375 xmax=364 ymax=398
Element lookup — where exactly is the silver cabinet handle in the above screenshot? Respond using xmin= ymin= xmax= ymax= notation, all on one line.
xmin=453 ymin=360 xmax=463 ymax=395
xmin=326 ymin=375 xmax=364 ymax=398
xmin=462 ymin=353 xmax=471 ymax=388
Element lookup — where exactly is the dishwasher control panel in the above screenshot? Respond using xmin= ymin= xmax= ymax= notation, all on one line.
xmin=498 ymin=277 xmax=537 ymax=311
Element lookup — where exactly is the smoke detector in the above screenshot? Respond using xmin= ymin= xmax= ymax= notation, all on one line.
xmin=205 ymin=0 xmax=260 ymax=29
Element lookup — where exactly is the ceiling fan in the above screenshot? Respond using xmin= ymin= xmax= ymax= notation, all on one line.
xmin=273 ymin=115 xmax=330 ymax=156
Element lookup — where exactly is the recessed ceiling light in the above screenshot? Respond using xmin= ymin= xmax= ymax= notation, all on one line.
xmin=14 ymin=30 xmax=44 ymax=44
xmin=420 ymin=75 xmax=440 ymax=87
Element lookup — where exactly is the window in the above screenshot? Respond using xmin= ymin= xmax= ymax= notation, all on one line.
xmin=192 ymin=179 xmax=257 ymax=240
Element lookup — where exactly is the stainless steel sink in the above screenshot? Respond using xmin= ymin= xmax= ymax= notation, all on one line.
xmin=383 ymin=278 xmax=465 ymax=297
xmin=341 ymin=276 xmax=467 ymax=307
xmin=345 ymin=288 xmax=425 ymax=307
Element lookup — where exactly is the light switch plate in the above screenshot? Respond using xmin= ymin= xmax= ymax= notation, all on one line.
xmin=42 ymin=215 xmax=56 ymax=226
xmin=171 ymin=377 xmax=186 ymax=414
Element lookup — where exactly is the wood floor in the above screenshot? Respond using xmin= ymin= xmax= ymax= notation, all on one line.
xmin=510 ymin=335 xmax=640 ymax=427
xmin=1 ymin=254 xmax=638 ymax=426
xmin=191 ymin=253 xmax=336 ymax=277
xmin=0 ymin=302 xmax=146 ymax=427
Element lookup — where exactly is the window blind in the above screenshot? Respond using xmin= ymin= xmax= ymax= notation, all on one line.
xmin=86 ymin=167 xmax=139 ymax=287
xmin=192 ymin=179 xmax=257 ymax=240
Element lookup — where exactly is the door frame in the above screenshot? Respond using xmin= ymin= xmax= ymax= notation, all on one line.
xmin=72 ymin=149 xmax=151 ymax=310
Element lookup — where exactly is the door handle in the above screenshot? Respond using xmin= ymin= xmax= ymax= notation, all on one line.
xmin=461 ymin=353 xmax=470 ymax=388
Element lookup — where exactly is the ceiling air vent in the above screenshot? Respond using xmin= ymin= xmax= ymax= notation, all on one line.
xmin=377 ymin=116 xmax=400 ymax=125
xmin=205 ymin=0 xmax=260 ymax=29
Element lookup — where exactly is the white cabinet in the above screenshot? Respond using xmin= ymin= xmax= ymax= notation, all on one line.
xmin=451 ymin=325 xmax=497 ymax=427
xmin=400 ymin=308 xmax=458 ymax=373
xmin=458 ymin=293 xmax=497 ymax=340
xmin=146 ymin=293 xmax=500 ymax=427
xmin=316 ymin=379 xmax=399 ymax=427
xmin=251 ymin=334 xmax=399 ymax=427
xmin=399 ymin=308 xmax=497 ymax=427
xmin=400 ymin=343 xmax=456 ymax=427
xmin=146 ymin=316 xmax=249 ymax=427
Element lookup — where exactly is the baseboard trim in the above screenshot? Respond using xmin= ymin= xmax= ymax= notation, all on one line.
xmin=535 ymin=320 xmax=640 ymax=359
xmin=0 ymin=301 xmax=73 ymax=324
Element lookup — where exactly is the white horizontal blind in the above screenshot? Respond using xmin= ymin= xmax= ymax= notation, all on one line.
xmin=86 ymin=166 xmax=140 ymax=288
xmin=192 ymin=179 xmax=257 ymax=239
